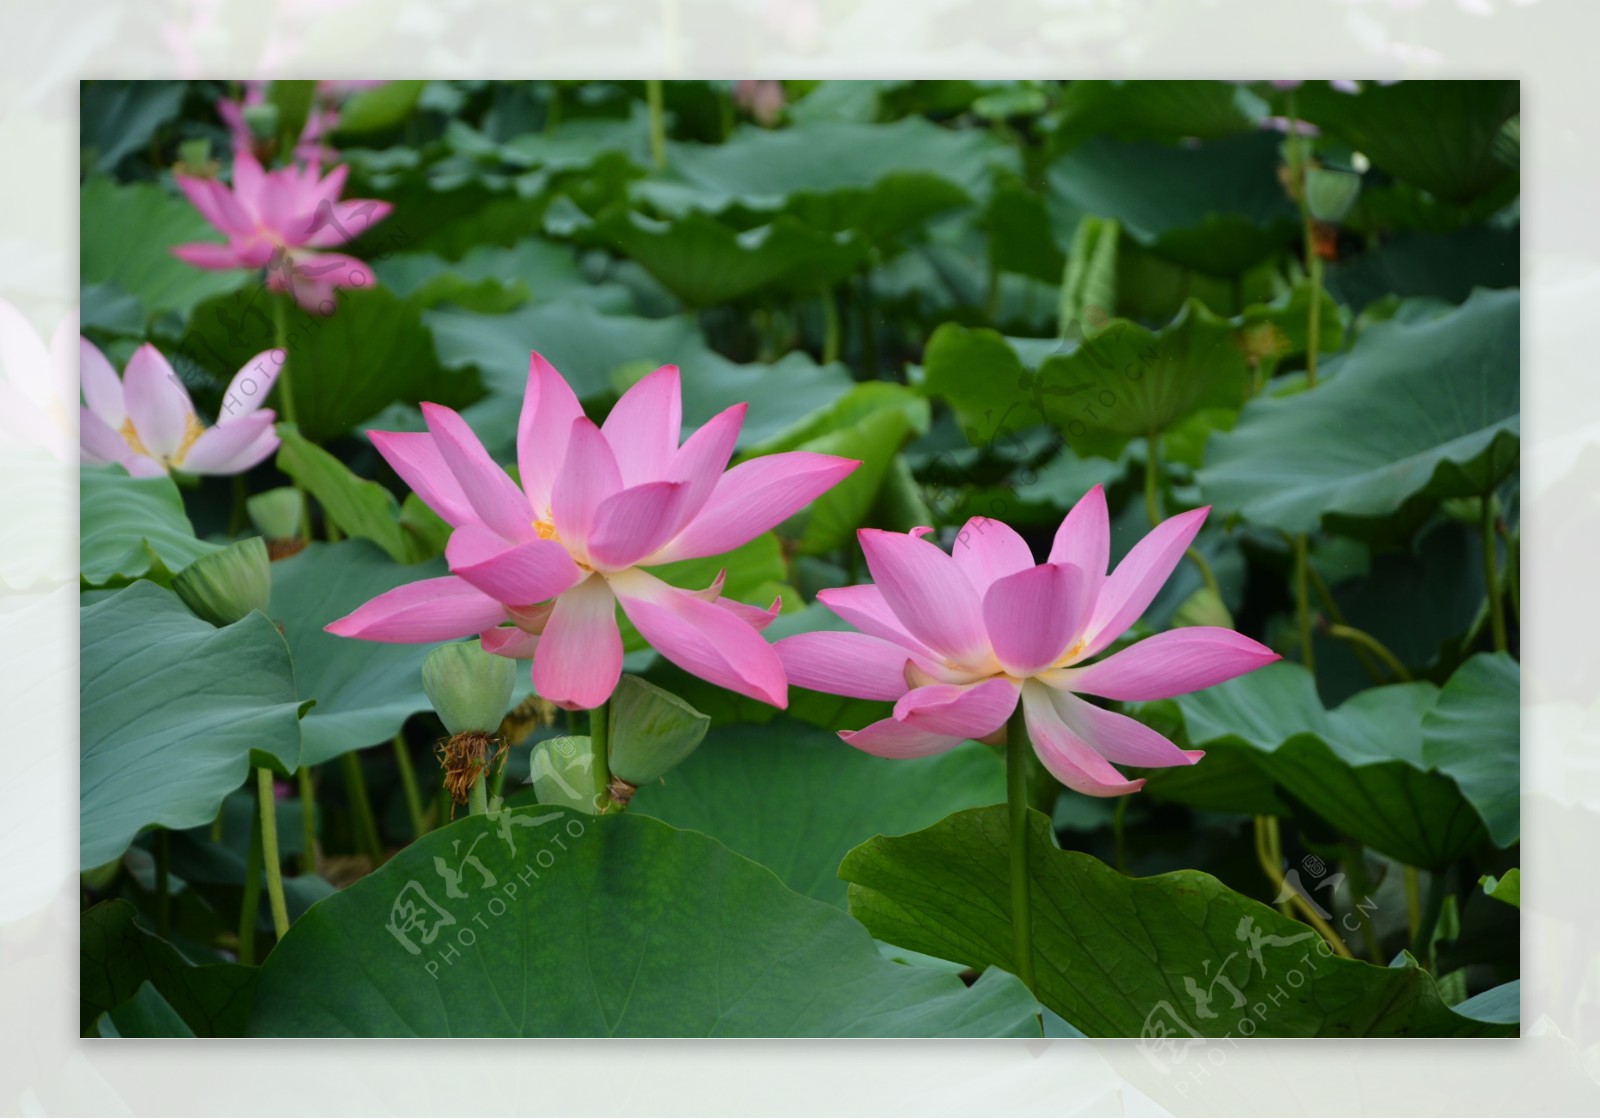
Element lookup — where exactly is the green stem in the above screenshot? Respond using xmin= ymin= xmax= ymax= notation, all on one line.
xmin=819 ymin=286 xmax=841 ymax=365
xmin=468 ymin=772 xmax=488 ymax=816
xmin=1186 ymin=548 xmax=1222 ymax=601
xmin=1404 ymin=865 xmax=1423 ymax=941
xmin=1482 ymin=497 xmax=1508 ymax=652
xmin=238 ymin=791 xmax=264 ymax=966
xmin=297 ymin=767 xmax=317 ymax=876
xmin=1286 ymin=92 xmax=1322 ymax=389
xmin=341 ymin=750 xmax=383 ymax=866
xmin=645 ymin=79 xmax=667 ymax=170
xmin=1322 ymin=622 xmax=1412 ymax=682
xmin=1413 ymin=868 xmax=1451 ymax=971
xmin=1294 ymin=533 xmax=1316 ymax=674
xmin=271 ymin=295 xmax=313 ymax=541
xmin=155 ymin=829 xmax=171 ymax=939
xmin=393 ymin=733 xmax=427 ymax=839
xmin=1305 ymin=564 xmax=1385 ymax=684
xmin=1342 ymin=851 xmax=1383 ymax=961
xmin=1306 ymin=255 xmax=1324 ymax=389
xmin=592 ymin=700 xmax=621 ymax=814
xmin=1005 ymin=705 xmax=1037 ymax=994
xmin=1143 ymin=430 xmax=1162 ymax=526
xmin=257 ymin=768 xmax=290 ymax=940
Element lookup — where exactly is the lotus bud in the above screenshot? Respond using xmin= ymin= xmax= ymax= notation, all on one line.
xmin=241 ymin=102 xmax=280 ymax=142
xmin=529 ymin=735 xmax=608 ymax=815
xmin=247 ymin=487 xmax=306 ymax=559
xmin=1305 ymin=168 xmax=1361 ymax=224
xmin=606 ymin=674 xmax=710 ymax=792
xmin=172 ymin=537 xmax=271 ymax=626
xmin=422 ymin=641 xmax=516 ymax=737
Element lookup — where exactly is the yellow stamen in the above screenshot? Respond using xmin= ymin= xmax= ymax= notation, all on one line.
xmin=169 ymin=414 xmax=207 ymax=467
xmin=119 ymin=418 xmax=151 ymax=459
xmin=1054 ymin=638 xmax=1088 ymax=669
xmin=532 ymin=517 xmax=560 ymax=542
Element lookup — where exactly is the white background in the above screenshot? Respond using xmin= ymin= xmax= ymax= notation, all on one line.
xmin=1 ymin=0 xmax=1594 ymax=1114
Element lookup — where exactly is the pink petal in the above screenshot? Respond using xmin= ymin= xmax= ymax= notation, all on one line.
xmin=666 ymin=403 xmax=745 ymax=526
xmin=814 ymin=583 xmax=941 ymax=661
xmin=983 ymin=562 xmax=1090 ymax=677
xmin=857 ymin=528 xmax=992 ymax=667
xmin=122 ymin=344 xmax=194 ymax=459
xmin=368 ymin=430 xmax=476 ymax=528
xmin=1048 ymin=484 xmax=1109 ymax=606
xmin=532 ymin=575 xmax=623 ymax=710
xmin=587 ymin=481 xmax=689 ymax=570
xmin=1054 ymin=627 xmax=1280 ymax=702
xmin=690 ymin=571 xmax=781 ymax=630
xmin=421 ymin=402 xmax=533 ymax=542
xmin=838 ymin=716 xmax=965 ymax=760
xmin=171 ymin=242 xmax=246 ymax=270
xmin=773 ymin=631 xmax=918 ymax=701
xmin=1047 ymin=688 xmax=1203 ymax=769
xmin=549 ymin=417 xmax=622 ymax=559
xmin=445 ymin=523 xmax=584 ymax=605
xmin=601 ymin=364 xmax=682 ymax=486
xmin=231 ymin=147 xmax=269 ymax=218
xmin=951 ymin=516 xmax=1034 ymax=593
xmin=303 ymin=199 xmax=392 ymax=248
xmin=1020 ymin=681 xmax=1144 ymax=797
xmin=79 ymin=407 xmax=128 ymax=464
xmin=480 ymin=625 xmax=540 ymax=659
xmin=325 ymin=576 xmax=508 ymax=643
xmin=1082 ymin=506 xmax=1209 ymax=658
xmin=179 ymin=411 xmax=279 ymax=474
xmin=79 ymin=338 xmax=125 ymax=427
xmin=176 ymin=175 xmax=253 ymax=236
xmin=610 ymin=567 xmax=788 ymax=708
xmin=217 ymin=350 xmax=284 ymax=421
xmin=517 ymin=352 xmax=585 ymax=517
xmin=893 ymin=678 xmax=1019 ymax=739
xmin=647 ymin=451 xmax=859 ymax=564
xmin=124 ymin=454 xmax=169 ymax=478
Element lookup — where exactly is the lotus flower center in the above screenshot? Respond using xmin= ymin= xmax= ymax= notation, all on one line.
xmin=1055 ymin=638 xmax=1088 ymax=668
xmin=532 ymin=518 xmax=561 ymax=542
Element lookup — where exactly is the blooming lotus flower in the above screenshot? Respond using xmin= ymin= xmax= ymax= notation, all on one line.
xmin=774 ymin=488 xmax=1280 ymax=796
xmin=327 ymin=356 xmax=861 ymax=711
xmin=171 ymin=148 xmax=392 ymax=312
xmin=79 ymin=341 xmax=280 ymax=477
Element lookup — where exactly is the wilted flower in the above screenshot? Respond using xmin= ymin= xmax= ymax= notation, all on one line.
xmin=79 ymin=341 xmax=280 ymax=477
xmin=774 ymin=487 xmax=1279 ymax=796
xmin=171 ymin=147 xmax=392 ymax=312
xmin=327 ymin=355 xmax=860 ymax=711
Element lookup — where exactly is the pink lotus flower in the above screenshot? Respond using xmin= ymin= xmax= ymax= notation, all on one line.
xmin=171 ymin=148 xmax=392 ymax=313
xmin=79 ymin=340 xmax=280 ymax=477
xmin=327 ymin=356 xmax=861 ymax=711
xmin=774 ymin=488 xmax=1280 ymax=796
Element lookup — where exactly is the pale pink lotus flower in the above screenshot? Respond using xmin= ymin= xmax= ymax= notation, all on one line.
xmin=171 ymin=147 xmax=392 ymax=313
xmin=79 ymin=340 xmax=281 ymax=477
xmin=327 ymin=356 xmax=861 ymax=711
xmin=217 ymin=80 xmax=388 ymax=164
xmin=774 ymin=487 xmax=1280 ymax=796
xmin=733 ymin=80 xmax=786 ymax=126
xmin=0 ymin=299 xmax=75 ymax=462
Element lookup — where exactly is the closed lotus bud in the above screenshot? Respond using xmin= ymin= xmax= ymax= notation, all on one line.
xmin=1305 ymin=167 xmax=1361 ymax=225
xmin=241 ymin=102 xmax=280 ymax=142
xmin=247 ymin=487 xmax=305 ymax=546
xmin=422 ymin=641 xmax=516 ymax=736
xmin=607 ymin=674 xmax=710 ymax=788
xmin=529 ymin=735 xmax=608 ymax=815
xmin=172 ymin=537 xmax=271 ymax=626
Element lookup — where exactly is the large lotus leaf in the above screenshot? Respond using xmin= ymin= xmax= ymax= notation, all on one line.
xmin=374 ymin=238 xmax=601 ymax=311
xmin=248 ymin=808 xmax=1040 ymax=1037
xmin=268 ymin=540 xmax=453 ymax=767
xmin=80 ymin=899 xmax=257 ymax=1037
xmin=1294 ymin=80 xmax=1517 ymax=205
xmin=841 ymin=806 xmax=1514 ymax=1038
xmin=1051 ymin=81 xmax=1260 ymax=147
xmin=1199 ymin=288 xmax=1519 ymax=537
xmin=80 ymin=465 xmax=221 ymax=586
xmin=630 ymin=721 xmax=1004 ymax=906
xmin=169 ymin=285 xmax=472 ymax=443
xmin=331 ymin=80 xmax=428 ymax=137
xmin=80 ymin=80 xmax=186 ymax=175
xmin=1421 ymin=653 xmax=1520 ymax=848
xmin=80 ymin=582 xmax=302 ymax=867
xmin=1046 ymin=133 xmax=1298 ymax=276
xmin=274 ymin=425 xmax=437 ymax=564
xmin=574 ymin=209 xmax=870 ymax=306
xmin=80 ymin=177 xmax=248 ymax=323
xmin=1148 ymin=661 xmax=1489 ymax=869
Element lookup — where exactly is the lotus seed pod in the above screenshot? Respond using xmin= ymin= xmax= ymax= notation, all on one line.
xmin=529 ymin=735 xmax=608 ymax=815
xmin=607 ymin=674 xmax=710 ymax=787
xmin=1305 ymin=167 xmax=1361 ymax=224
xmin=422 ymin=641 xmax=516 ymax=736
xmin=172 ymin=537 xmax=271 ymax=627
xmin=247 ymin=487 xmax=305 ymax=544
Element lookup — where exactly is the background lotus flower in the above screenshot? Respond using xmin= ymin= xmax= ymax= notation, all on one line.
xmin=79 ymin=340 xmax=280 ymax=477
xmin=0 ymin=299 xmax=75 ymax=463
xmin=171 ymin=147 xmax=392 ymax=312
xmin=327 ymin=355 xmax=860 ymax=711
xmin=774 ymin=487 xmax=1279 ymax=796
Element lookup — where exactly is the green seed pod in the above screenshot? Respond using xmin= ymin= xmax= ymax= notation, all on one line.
xmin=607 ymin=674 xmax=710 ymax=787
xmin=172 ymin=537 xmax=271 ymax=627
xmin=241 ymin=102 xmax=280 ymax=142
xmin=1305 ymin=167 xmax=1362 ymax=224
xmin=422 ymin=641 xmax=516 ymax=736
xmin=247 ymin=487 xmax=305 ymax=544
xmin=529 ymin=735 xmax=608 ymax=815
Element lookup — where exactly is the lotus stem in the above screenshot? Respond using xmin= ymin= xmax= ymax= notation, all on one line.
xmin=1143 ymin=430 xmax=1162 ymax=527
xmin=1483 ymin=497 xmax=1508 ymax=652
xmin=393 ymin=733 xmax=427 ymax=838
xmin=1305 ymin=564 xmax=1385 ymax=684
xmin=646 ymin=79 xmax=667 ymax=170
xmin=1294 ymin=533 xmax=1316 ymax=674
xmin=257 ymin=767 xmax=290 ymax=939
xmin=1251 ymin=816 xmax=1354 ymax=958
xmin=1005 ymin=705 xmax=1038 ymax=994
xmin=341 ymin=750 xmax=383 ymax=865
xmin=1320 ymin=620 xmax=1412 ymax=683
xmin=1286 ymin=92 xmax=1322 ymax=389
xmin=271 ymin=294 xmax=313 ymax=541
xmin=1404 ymin=865 xmax=1423 ymax=940
xmin=297 ymin=767 xmax=318 ymax=875
xmin=238 ymin=792 xmax=264 ymax=966
xmin=591 ymin=699 xmax=623 ymax=814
